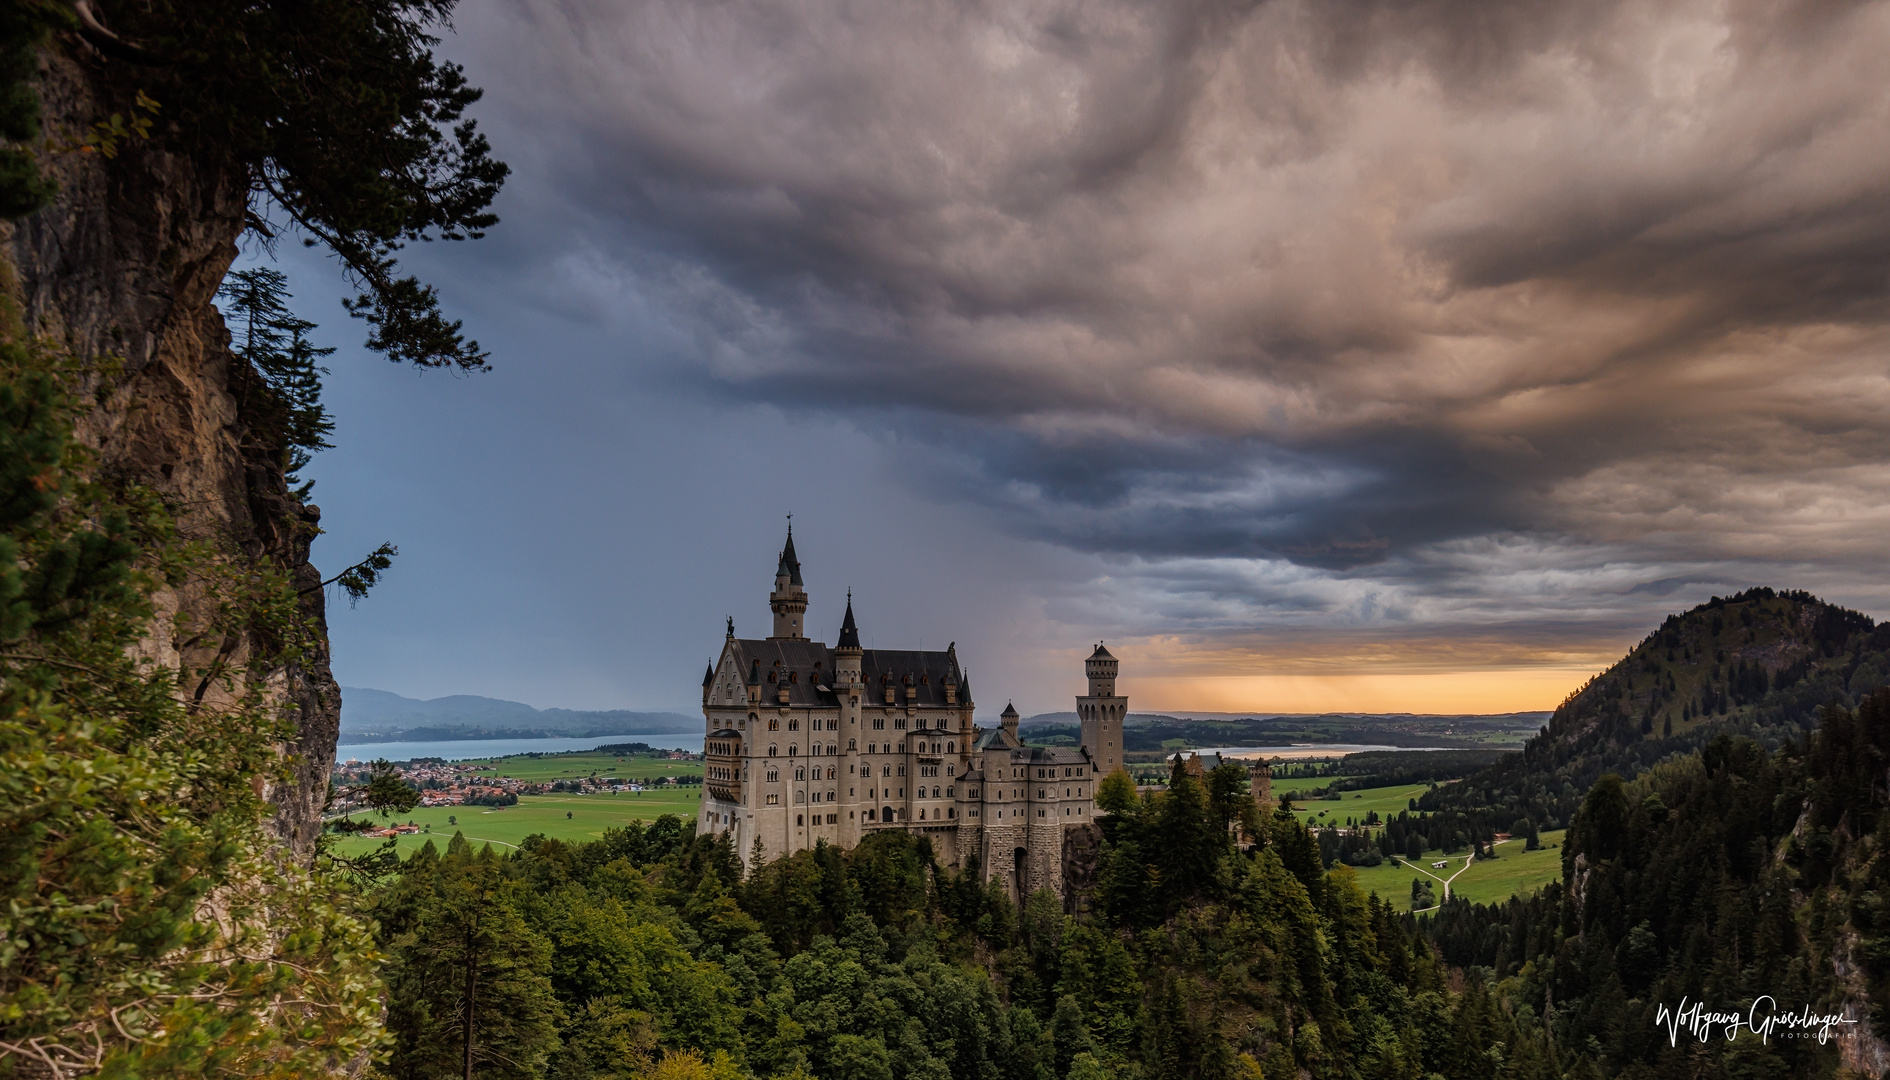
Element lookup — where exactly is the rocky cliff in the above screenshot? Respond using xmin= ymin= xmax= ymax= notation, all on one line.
xmin=2 ymin=46 xmax=338 ymax=855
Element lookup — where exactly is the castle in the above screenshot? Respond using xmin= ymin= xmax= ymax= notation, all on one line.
xmin=698 ymin=528 xmax=1123 ymax=899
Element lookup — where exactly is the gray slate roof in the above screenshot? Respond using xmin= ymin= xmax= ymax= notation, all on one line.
xmin=725 ymin=639 xmax=966 ymax=709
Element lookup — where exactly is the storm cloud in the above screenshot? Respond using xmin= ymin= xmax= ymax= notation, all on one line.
xmin=297 ymin=0 xmax=1890 ymax=712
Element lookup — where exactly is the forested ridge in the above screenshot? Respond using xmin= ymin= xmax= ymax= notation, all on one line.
xmin=1421 ymin=691 xmax=1890 ymax=1078
xmin=1421 ymin=590 xmax=1890 ymax=838
xmin=363 ymin=756 xmax=1570 ymax=1080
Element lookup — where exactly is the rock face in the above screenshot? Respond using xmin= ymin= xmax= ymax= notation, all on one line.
xmin=2 ymin=47 xmax=339 ymax=856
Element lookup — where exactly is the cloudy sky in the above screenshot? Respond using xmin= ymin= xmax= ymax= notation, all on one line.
xmin=272 ymin=0 xmax=1890 ymax=717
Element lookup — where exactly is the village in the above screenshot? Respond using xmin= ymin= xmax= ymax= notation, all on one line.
xmin=327 ymin=748 xmax=704 ymax=835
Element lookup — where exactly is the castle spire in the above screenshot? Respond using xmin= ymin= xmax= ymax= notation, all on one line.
xmin=776 ymin=520 xmax=803 ymax=586
xmin=769 ymin=521 xmax=808 ymax=639
xmin=837 ymin=590 xmax=860 ymax=649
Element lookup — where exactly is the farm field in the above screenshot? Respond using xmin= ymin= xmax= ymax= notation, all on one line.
xmin=1275 ymin=780 xmax=1434 ymax=825
xmin=463 ymin=750 xmax=702 ymax=783
xmin=327 ymin=788 xmax=704 ymax=857
xmin=1342 ymin=830 xmax=1567 ymax=913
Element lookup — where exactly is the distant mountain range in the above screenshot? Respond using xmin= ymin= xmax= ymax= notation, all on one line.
xmin=338 ymin=687 xmax=697 ymax=744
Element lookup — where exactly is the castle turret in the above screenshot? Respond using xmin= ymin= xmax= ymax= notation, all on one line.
xmin=769 ymin=524 xmax=808 ymax=640
xmin=1001 ymin=701 xmax=1020 ymax=743
xmin=1078 ymin=643 xmax=1124 ymax=778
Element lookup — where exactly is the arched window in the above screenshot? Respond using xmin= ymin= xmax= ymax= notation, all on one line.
xmin=873 ymin=718 xmax=884 ymax=730
xmin=882 ymin=805 xmax=894 ymax=822
xmin=865 ymin=808 xmax=876 ymax=821
xmin=795 ymin=767 xmax=805 ymax=781
xmin=768 ymin=719 xmax=778 ymax=731
xmin=789 ymin=744 xmax=798 ymax=757
xmin=881 ymin=765 xmax=891 ymax=776
xmin=796 ymin=814 xmax=803 ymax=825
xmin=766 ymin=770 xmax=778 ymax=782
xmin=848 ymin=738 xmax=856 ymax=750
xmin=768 ymin=745 xmax=777 ymax=757
xmin=788 ymin=718 xmax=799 ymax=731
xmin=795 ymin=791 xmax=805 ymax=803
xmin=947 ymin=741 xmax=955 ymax=753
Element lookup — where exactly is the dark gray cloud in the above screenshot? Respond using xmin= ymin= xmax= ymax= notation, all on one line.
xmin=283 ymin=0 xmax=1890 ymax=713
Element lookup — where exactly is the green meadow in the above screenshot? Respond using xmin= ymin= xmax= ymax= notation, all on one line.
xmin=1276 ymin=779 xmax=1435 ymax=825
xmin=327 ymin=788 xmax=705 ymax=857
xmin=1341 ymin=830 xmax=1567 ymax=913
xmin=461 ymin=749 xmax=703 ymax=783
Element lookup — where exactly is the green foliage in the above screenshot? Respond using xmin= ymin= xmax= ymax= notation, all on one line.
xmin=10 ymin=0 xmax=508 ymax=369
xmin=0 ymin=2 xmax=64 ymax=218
xmin=0 ymin=340 xmax=382 ymax=1076
xmin=317 ymin=540 xmax=400 ymax=607
xmin=217 ymin=267 xmax=335 ymax=495
xmin=1427 ymin=696 xmax=1890 ymax=1075
xmin=353 ymin=757 xmax=423 ymax=819
xmin=378 ymin=838 xmax=562 ymax=1079
xmin=349 ymin=748 xmax=1569 ymax=1080
xmin=1095 ymin=767 xmax=1137 ymax=816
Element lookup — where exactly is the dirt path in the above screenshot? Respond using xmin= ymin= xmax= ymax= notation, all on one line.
xmin=1406 ymin=838 xmax=1512 ymax=909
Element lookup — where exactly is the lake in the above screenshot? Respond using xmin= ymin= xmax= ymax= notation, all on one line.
xmin=1188 ymin=743 xmax=1468 ymax=760
xmin=336 ymin=733 xmax=704 ymax=763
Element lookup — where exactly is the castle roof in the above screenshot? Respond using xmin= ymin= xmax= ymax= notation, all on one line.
xmin=702 ymin=663 xmax=715 ymax=687
xmin=1090 ymin=643 xmax=1115 ymax=660
xmin=723 ymin=638 xmax=965 ymax=708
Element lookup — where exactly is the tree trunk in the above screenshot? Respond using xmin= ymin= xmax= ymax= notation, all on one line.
xmin=462 ymin=921 xmax=478 ymax=1080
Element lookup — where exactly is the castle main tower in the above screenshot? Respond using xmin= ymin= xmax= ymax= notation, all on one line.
xmin=769 ymin=525 xmax=807 ymax=640
xmin=1077 ymin=643 xmax=1125 ymax=778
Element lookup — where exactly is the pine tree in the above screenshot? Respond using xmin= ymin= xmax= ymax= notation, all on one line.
xmin=217 ymin=267 xmax=336 ymax=497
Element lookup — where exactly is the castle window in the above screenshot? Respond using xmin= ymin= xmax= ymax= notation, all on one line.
xmin=789 ymin=744 xmax=798 ymax=757
xmin=826 ymin=767 xmax=836 ymax=779
xmin=920 ymin=675 xmax=928 ymax=685
xmin=947 ymin=742 xmax=954 ymax=753
xmin=766 ymin=770 xmax=778 ymax=782
xmin=789 ymin=671 xmax=798 ymax=683
xmin=882 ymin=765 xmax=890 ymax=776
xmin=895 ymin=719 xmax=906 ymax=730
xmin=795 ymin=767 xmax=805 ymax=780
xmin=788 ymin=719 xmax=799 ymax=731
xmin=768 ymin=671 xmax=776 ymax=683
xmin=767 ymin=794 xmax=779 ymax=805
xmin=768 ymin=745 xmax=777 ymax=757
xmin=873 ymin=718 xmax=884 ymax=730
xmin=897 ymin=765 xmax=906 ymax=776
xmin=868 ymin=742 xmax=876 ymax=754
xmin=797 ymin=814 xmax=803 ymax=825
xmin=769 ymin=719 xmax=778 ymax=731
xmin=865 ymin=808 xmax=876 ymax=821
xmin=948 ymin=808 xmax=956 ymax=818
xmin=947 ymin=786 xmax=955 ymax=798
xmin=795 ymin=791 xmax=805 ymax=803
xmin=848 ymin=739 xmax=856 ymax=750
